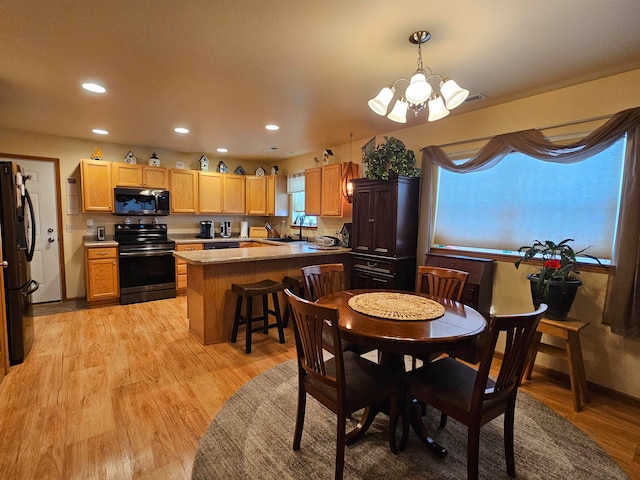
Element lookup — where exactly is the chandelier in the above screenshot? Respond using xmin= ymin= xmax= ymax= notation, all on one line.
xmin=368 ymin=31 xmax=469 ymax=123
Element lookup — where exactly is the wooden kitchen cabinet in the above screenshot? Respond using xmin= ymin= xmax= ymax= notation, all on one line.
xmin=305 ymin=163 xmax=356 ymax=217
xmin=176 ymin=243 xmax=204 ymax=294
xmin=267 ymin=174 xmax=288 ymax=216
xmin=350 ymin=175 xmax=420 ymax=291
xmin=85 ymin=246 xmax=119 ymax=304
xmin=169 ymin=168 xmax=199 ymax=213
xmin=245 ymin=174 xmax=288 ymax=216
xmin=198 ymin=171 xmax=224 ymax=214
xmin=245 ymin=175 xmax=267 ymax=215
xmin=112 ymin=163 xmax=168 ymax=188
xmin=222 ymin=174 xmax=245 ymax=214
xmin=304 ymin=167 xmax=322 ymax=215
xmin=80 ymin=159 xmax=113 ymax=212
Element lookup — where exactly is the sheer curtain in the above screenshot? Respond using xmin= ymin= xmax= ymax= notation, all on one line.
xmin=416 ymin=106 xmax=640 ymax=337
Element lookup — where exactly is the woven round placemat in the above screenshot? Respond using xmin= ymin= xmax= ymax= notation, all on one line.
xmin=347 ymin=292 xmax=445 ymax=321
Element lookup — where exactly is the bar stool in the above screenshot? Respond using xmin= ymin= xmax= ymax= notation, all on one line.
xmin=230 ymin=279 xmax=286 ymax=354
xmin=282 ymin=275 xmax=306 ymax=327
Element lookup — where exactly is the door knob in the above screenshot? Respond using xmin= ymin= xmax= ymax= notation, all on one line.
xmin=0 ymin=261 xmax=8 ymax=268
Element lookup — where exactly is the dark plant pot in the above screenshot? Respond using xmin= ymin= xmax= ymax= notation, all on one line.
xmin=527 ymin=274 xmax=582 ymax=321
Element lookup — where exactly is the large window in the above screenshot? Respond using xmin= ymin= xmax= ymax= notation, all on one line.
xmin=432 ymin=136 xmax=626 ymax=262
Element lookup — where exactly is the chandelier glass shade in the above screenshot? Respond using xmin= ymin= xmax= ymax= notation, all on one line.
xmin=368 ymin=31 xmax=469 ymax=123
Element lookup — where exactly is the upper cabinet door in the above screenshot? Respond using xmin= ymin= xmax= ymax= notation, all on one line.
xmin=142 ymin=166 xmax=168 ymax=188
xmin=198 ymin=171 xmax=223 ymax=214
xmin=320 ymin=163 xmax=343 ymax=216
xmin=81 ymin=159 xmax=113 ymax=212
xmin=304 ymin=167 xmax=322 ymax=216
xmin=112 ymin=163 xmax=143 ymax=187
xmin=169 ymin=169 xmax=199 ymax=213
xmin=222 ymin=174 xmax=245 ymax=214
xmin=245 ymin=175 xmax=267 ymax=215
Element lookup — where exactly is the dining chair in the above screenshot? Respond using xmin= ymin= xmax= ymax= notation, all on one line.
xmin=301 ymin=263 xmax=371 ymax=355
xmin=285 ymin=289 xmax=401 ymax=480
xmin=402 ymin=303 xmax=548 ymax=480
xmin=416 ymin=265 xmax=468 ymax=301
xmin=413 ymin=266 xmax=470 ymax=367
xmin=302 ymin=263 xmax=346 ymax=302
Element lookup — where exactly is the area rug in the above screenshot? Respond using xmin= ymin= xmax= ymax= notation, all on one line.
xmin=192 ymin=360 xmax=628 ymax=479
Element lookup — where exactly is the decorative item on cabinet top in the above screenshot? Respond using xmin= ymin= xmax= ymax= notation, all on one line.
xmin=322 ymin=149 xmax=333 ymax=165
xmin=199 ymin=154 xmax=209 ymax=171
xmin=218 ymin=160 xmax=227 ymax=173
xmin=149 ymin=152 xmax=160 ymax=166
xmin=91 ymin=147 xmax=103 ymax=161
xmin=255 ymin=166 xmax=266 ymax=176
xmin=271 ymin=165 xmax=279 ymax=175
xmin=124 ymin=151 xmax=137 ymax=164
xmin=234 ymin=165 xmax=246 ymax=175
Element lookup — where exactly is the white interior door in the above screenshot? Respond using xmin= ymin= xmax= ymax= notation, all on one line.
xmin=17 ymin=159 xmax=61 ymax=303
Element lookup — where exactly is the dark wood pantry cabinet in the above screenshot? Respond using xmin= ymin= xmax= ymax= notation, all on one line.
xmin=350 ymin=175 xmax=420 ymax=291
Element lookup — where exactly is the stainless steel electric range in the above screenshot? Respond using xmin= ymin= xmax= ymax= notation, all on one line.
xmin=114 ymin=223 xmax=176 ymax=305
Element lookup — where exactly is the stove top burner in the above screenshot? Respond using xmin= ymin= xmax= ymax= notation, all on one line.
xmin=114 ymin=223 xmax=174 ymax=250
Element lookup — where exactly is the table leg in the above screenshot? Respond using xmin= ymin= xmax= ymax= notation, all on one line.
xmin=408 ymin=399 xmax=448 ymax=457
xmin=566 ymin=332 xmax=588 ymax=411
xmin=345 ymin=403 xmax=383 ymax=445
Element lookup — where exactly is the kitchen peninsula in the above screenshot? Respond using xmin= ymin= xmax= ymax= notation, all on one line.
xmin=173 ymin=241 xmax=350 ymax=345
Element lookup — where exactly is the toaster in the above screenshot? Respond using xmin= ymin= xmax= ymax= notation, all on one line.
xmin=316 ymin=236 xmax=341 ymax=247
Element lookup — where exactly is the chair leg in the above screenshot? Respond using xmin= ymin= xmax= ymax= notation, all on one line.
xmin=231 ymin=295 xmax=243 ymax=343
xmin=262 ymin=295 xmax=269 ymax=333
xmin=504 ymin=398 xmax=516 ymax=477
xmin=245 ymin=298 xmax=253 ymax=354
xmin=439 ymin=412 xmax=448 ymax=428
xmin=293 ymin=386 xmax=306 ymax=451
xmin=272 ymin=292 xmax=286 ymax=344
xmin=336 ymin=413 xmax=346 ymax=480
xmin=467 ymin=424 xmax=481 ymax=480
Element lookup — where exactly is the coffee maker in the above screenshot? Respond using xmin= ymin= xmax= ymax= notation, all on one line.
xmin=199 ymin=220 xmax=214 ymax=239
xmin=220 ymin=220 xmax=231 ymax=238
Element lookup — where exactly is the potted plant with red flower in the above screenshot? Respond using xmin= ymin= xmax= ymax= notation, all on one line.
xmin=514 ymin=238 xmax=601 ymax=320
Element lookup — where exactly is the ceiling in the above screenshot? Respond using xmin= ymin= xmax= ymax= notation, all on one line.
xmin=1 ymin=1 xmax=640 ymax=161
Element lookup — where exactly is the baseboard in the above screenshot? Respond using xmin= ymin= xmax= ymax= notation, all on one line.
xmin=494 ymin=351 xmax=640 ymax=407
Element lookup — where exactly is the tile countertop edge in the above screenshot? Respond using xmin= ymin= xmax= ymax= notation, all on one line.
xmin=173 ymin=244 xmax=351 ymax=265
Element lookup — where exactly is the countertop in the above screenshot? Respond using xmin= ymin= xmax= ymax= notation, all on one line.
xmin=173 ymin=242 xmax=350 ymax=265
xmin=83 ymin=234 xmax=279 ymax=248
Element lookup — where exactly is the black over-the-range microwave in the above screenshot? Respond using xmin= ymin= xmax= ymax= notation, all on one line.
xmin=113 ymin=187 xmax=171 ymax=216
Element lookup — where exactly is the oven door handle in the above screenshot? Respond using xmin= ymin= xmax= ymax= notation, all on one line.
xmin=119 ymin=250 xmax=175 ymax=257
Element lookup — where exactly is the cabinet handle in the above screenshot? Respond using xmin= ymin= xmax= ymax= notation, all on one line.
xmin=367 ymin=261 xmax=377 ymax=267
xmin=97 ymin=251 xmax=108 ymax=255
xmin=369 ymin=218 xmax=375 ymax=222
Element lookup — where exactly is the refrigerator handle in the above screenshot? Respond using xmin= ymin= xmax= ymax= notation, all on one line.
xmin=1 ymin=261 xmax=7 ymax=268
xmin=21 ymin=279 xmax=39 ymax=296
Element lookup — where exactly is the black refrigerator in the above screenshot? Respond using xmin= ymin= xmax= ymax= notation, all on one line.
xmin=0 ymin=161 xmax=38 ymax=365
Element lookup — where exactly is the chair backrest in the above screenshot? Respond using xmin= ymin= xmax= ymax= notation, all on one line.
xmin=285 ymin=289 xmax=345 ymax=403
xmin=471 ymin=303 xmax=548 ymax=412
xmin=302 ymin=263 xmax=345 ymax=301
xmin=416 ymin=265 xmax=469 ymax=302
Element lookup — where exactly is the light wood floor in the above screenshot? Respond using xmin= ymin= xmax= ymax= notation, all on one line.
xmin=1 ymin=297 xmax=639 ymax=479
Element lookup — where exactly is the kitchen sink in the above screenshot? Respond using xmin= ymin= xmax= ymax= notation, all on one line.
xmin=267 ymin=236 xmax=307 ymax=243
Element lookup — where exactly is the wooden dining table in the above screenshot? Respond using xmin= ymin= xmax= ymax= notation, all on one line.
xmin=317 ymin=289 xmax=487 ymax=457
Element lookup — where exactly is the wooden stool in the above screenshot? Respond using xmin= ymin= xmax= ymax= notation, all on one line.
xmin=282 ymin=275 xmax=306 ymax=327
xmin=523 ymin=317 xmax=589 ymax=411
xmin=230 ymin=279 xmax=286 ymax=354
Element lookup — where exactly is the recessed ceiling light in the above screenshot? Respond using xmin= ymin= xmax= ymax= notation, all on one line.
xmin=174 ymin=127 xmax=189 ymax=134
xmin=82 ymin=83 xmax=106 ymax=93
xmin=92 ymin=129 xmax=109 ymax=135
xmin=216 ymin=148 xmax=228 ymax=153
xmin=265 ymin=124 xmax=279 ymax=131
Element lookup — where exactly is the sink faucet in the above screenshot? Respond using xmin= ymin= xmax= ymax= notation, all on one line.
xmin=294 ymin=215 xmax=305 ymax=240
